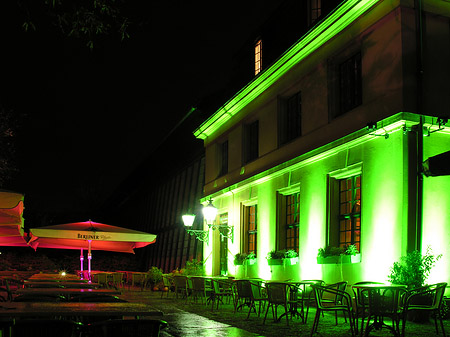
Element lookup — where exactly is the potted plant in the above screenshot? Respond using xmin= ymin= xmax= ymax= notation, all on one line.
xmin=246 ymin=252 xmax=257 ymax=265
xmin=284 ymin=249 xmax=299 ymax=265
xmin=266 ymin=249 xmax=298 ymax=266
xmin=317 ymin=244 xmax=360 ymax=264
xmin=234 ymin=253 xmax=247 ymax=265
xmin=387 ymin=246 xmax=442 ymax=322
xmin=146 ymin=266 xmax=163 ymax=290
xmin=183 ymin=259 xmax=205 ymax=276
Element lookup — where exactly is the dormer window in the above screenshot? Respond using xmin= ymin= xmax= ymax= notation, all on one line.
xmin=254 ymin=39 xmax=262 ymax=76
xmin=309 ymin=0 xmax=322 ymax=25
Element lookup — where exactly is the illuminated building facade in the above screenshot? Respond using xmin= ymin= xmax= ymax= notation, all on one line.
xmin=194 ymin=0 xmax=450 ymax=284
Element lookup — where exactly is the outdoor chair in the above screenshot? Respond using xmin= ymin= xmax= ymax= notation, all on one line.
xmin=352 ymin=281 xmax=384 ymax=335
xmin=247 ymin=280 xmax=268 ymax=319
xmin=190 ymin=276 xmax=212 ymax=305
xmin=172 ymin=275 xmax=188 ymax=299
xmin=8 ymin=318 xmax=83 ymax=337
xmin=111 ymin=272 xmax=124 ymax=289
xmin=0 ymin=278 xmax=15 ymax=301
xmin=233 ymin=279 xmax=253 ymax=313
xmin=298 ymin=279 xmax=325 ymax=324
xmin=401 ymin=282 xmax=447 ymax=337
xmin=160 ymin=274 xmax=173 ymax=298
xmin=96 ymin=273 xmax=110 ymax=288
xmin=210 ymin=278 xmax=233 ymax=311
xmin=263 ymin=282 xmax=297 ymax=326
xmin=320 ymin=281 xmax=349 ymax=325
xmin=310 ymin=284 xmax=355 ymax=336
xmin=85 ymin=318 xmax=168 ymax=337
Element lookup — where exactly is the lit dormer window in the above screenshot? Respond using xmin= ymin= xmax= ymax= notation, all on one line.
xmin=254 ymin=39 xmax=262 ymax=76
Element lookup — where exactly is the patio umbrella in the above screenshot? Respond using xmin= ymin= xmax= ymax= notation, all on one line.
xmin=28 ymin=220 xmax=157 ymax=277
xmin=0 ymin=190 xmax=28 ymax=247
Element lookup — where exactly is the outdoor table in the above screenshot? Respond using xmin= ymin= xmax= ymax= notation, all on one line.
xmin=23 ymin=281 xmax=100 ymax=288
xmin=352 ymin=283 xmax=407 ymax=337
xmin=28 ymin=273 xmax=81 ymax=281
xmin=16 ymin=288 xmax=122 ymax=297
xmin=0 ymin=302 xmax=163 ymax=318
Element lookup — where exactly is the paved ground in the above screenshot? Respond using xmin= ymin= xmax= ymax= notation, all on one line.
xmin=121 ymin=288 xmax=449 ymax=337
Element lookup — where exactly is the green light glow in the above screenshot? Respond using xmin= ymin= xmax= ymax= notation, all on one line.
xmin=194 ymin=0 xmax=380 ymax=140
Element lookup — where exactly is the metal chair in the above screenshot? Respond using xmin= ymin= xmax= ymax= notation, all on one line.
xmin=172 ymin=275 xmax=188 ymax=299
xmin=297 ymin=279 xmax=325 ymax=324
xmin=190 ymin=276 xmax=212 ymax=305
xmin=402 ymin=282 xmax=447 ymax=337
xmin=233 ymin=279 xmax=253 ymax=313
xmin=85 ymin=318 xmax=168 ymax=337
xmin=160 ymin=274 xmax=173 ymax=298
xmin=310 ymin=284 xmax=355 ymax=336
xmin=263 ymin=282 xmax=296 ymax=326
xmin=210 ymin=278 xmax=233 ymax=311
xmin=321 ymin=281 xmax=349 ymax=325
xmin=247 ymin=280 xmax=268 ymax=319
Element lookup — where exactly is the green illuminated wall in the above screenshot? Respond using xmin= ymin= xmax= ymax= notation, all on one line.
xmin=196 ymin=0 xmax=450 ymax=286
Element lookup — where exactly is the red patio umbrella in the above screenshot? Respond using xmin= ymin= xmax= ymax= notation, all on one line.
xmin=28 ymin=220 xmax=157 ymax=278
xmin=0 ymin=190 xmax=28 ymax=247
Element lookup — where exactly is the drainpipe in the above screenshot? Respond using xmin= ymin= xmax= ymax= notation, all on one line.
xmin=414 ymin=0 xmax=424 ymax=252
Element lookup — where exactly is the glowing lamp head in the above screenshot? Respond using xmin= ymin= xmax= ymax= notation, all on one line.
xmin=182 ymin=214 xmax=196 ymax=227
xmin=202 ymin=199 xmax=217 ymax=225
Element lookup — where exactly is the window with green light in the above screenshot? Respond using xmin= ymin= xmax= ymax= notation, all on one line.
xmin=286 ymin=193 xmax=300 ymax=253
xmin=276 ymin=189 xmax=300 ymax=253
xmin=278 ymin=91 xmax=302 ymax=146
xmin=243 ymin=205 xmax=258 ymax=256
xmin=338 ymin=175 xmax=361 ymax=250
xmin=219 ymin=213 xmax=229 ymax=276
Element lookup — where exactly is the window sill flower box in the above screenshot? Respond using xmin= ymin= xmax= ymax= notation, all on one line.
xmin=317 ymin=253 xmax=361 ymax=264
xmin=267 ymin=258 xmax=284 ymax=266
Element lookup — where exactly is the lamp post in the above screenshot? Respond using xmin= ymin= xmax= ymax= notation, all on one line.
xmin=182 ymin=212 xmax=209 ymax=244
xmin=182 ymin=198 xmax=234 ymax=243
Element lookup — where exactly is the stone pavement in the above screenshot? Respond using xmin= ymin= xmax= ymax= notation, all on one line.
xmin=121 ymin=288 xmax=449 ymax=337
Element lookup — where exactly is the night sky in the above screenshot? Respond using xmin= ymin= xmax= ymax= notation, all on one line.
xmin=0 ymin=1 xmax=283 ymax=225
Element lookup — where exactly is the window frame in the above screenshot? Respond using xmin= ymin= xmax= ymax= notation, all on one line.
xmin=278 ymin=91 xmax=302 ymax=146
xmin=218 ymin=140 xmax=228 ymax=177
xmin=254 ymin=39 xmax=262 ymax=76
xmin=276 ymin=185 xmax=300 ymax=253
xmin=242 ymin=203 xmax=258 ymax=257
xmin=327 ymin=163 xmax=362 ymax=250
xmin=243 ymin=120 xmax=259 ymax=164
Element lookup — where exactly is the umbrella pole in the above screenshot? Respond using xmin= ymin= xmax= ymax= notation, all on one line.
xmin=88 ymin=240 xmax=92 ymax=281
xmin=80 ymin=248 xmax=84 ymax=279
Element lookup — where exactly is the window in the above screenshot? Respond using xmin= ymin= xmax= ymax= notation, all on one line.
xmin=338 ymin=175 xmax=361 ymax=250
xmin=243 ymin=121 xmax=259 ymax=164
xmin=218 ymin=140 xmax=228 ymax=176
xmin=286 ymin=193 xmax=300 ymax=252
xmin=255 ymin=39 xmax=262 ymax=76
xmin=339 ymin=52 xmax=362 ymax=114
xmin=276 ymin=189 xmax=300 ymax=253
xmin=219 ymin=213 xmax=229 ymax=276
xmin=243 ymin=205 xmax=257 ymax=256
xmin=309 ymin=0 xmax=322 ymax=24
xmin=328 ymin=164 xmax=362 ymax=252
xmin=278 ymin=92 xmax=302 ymax=146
